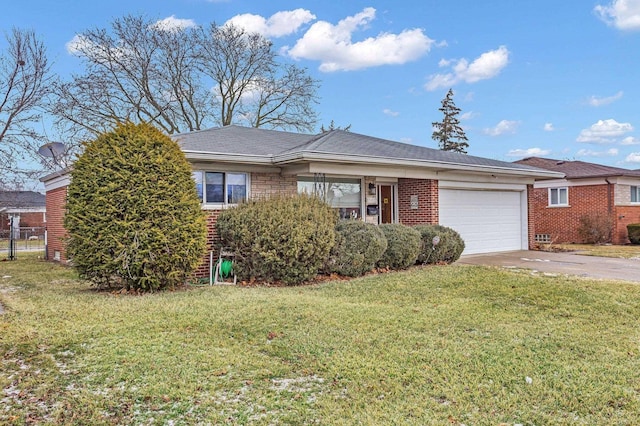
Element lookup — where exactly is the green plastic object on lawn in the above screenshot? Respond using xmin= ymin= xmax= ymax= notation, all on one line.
xmin=219 ymin=259 xmax=233 ymax=278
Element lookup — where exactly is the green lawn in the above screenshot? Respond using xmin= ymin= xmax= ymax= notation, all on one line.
xmin=2 ymin=255 xmax=640 ymax=424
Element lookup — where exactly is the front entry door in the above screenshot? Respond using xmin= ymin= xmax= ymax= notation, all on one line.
xmin=379 ymin=185 xmax=393 ymax=224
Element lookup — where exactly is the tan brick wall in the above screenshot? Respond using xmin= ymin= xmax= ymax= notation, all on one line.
xmin=250 ymin=172 xmax=297 ymax=200
xmin=397 ymin=178 xmax=439 ymax=226
xmin=45 ymin=186 xmax=68 ymax=262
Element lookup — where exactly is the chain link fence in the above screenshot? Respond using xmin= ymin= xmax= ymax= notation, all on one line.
xmin=1 ymin=226 xmax=46 ymax=258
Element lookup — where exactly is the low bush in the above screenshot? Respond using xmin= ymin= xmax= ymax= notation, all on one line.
xmin=377 ymin=223 xmax=421 ymax=270
xmin=578 ymin=213 xmax=612 ymax=244
xmin=414 ymin=224 xmax=465 ymax=265
xmin=628 ymin=223 xmax=640 ymax=245
xmin=326 ymin=221 xmax=387 ymax=277
xmin=215 ymin=194 xmax=337 ymax=285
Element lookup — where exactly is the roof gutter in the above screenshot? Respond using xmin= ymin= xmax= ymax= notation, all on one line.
xmin=273 ymin=151 xmax=565 ymax=179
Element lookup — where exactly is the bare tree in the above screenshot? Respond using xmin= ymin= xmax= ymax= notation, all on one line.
xmin=0 ymin=28 xmax=53 ymax=184
xmin=52 ymin=15 xmax=213 ymax=136
xmin=198 ymin=23 xmax=319 ymax=132
xmin=53 ymin=16 xmax=320 ymax=137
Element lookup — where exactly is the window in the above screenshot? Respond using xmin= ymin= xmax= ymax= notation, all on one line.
xmin=298 ymin=176 xmax=362 ymax=219
xmin=192 ymin=171 xmax=248 ymax=205
xmin=549 ymin=187 xmax=568 ymax=206
xmin=535 ymin=234 xmax=551 ymax=243
xmin=631 ymin=186 xmax=640 ymax=203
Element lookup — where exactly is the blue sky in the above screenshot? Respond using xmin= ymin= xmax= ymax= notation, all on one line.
xmin=4 ymin=0 xmax=640 ymax=186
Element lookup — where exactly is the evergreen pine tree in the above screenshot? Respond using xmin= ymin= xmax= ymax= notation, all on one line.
xmin=431 ymin=88 xmax=469 ymax=154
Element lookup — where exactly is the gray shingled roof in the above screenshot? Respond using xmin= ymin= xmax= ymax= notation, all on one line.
xmin=0 ymin=191 xmax=45 ymax=208
xmin=175 ymin=125 xmax=558 ymax=176
xmin=515 ymin=157 xmax=640 ymax=179
xmin=174 ymin=125 xmax=312 ymax=156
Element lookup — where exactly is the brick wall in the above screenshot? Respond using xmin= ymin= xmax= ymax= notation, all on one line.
xmin=527 ymin=184 xmax=536 ymax=249
xmin=45 ymin=186 xmax=68 ymax=262
xmin=193 ymin=172 xmax=297 ymax=278
xmin=529 ymin=184 xmax=617 ymax=244
xmin=397 ymin=178 xmax=439 ymax=225
xmin=0 ymin=211 xmax=45 ymax=231
xmin=613 ymin=205 xmax=640 ymax=244
xmin=250 ymin=173 xmax=297 ymax=199
xmin=193 ymin=210 xmax=221 ymax=278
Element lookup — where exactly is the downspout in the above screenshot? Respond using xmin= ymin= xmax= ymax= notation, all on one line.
xmin=605 ymin=178 xmax=614 ymax=243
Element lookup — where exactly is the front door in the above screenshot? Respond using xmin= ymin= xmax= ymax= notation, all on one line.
xmin=379 ymin=185 xmax=393 ymax=224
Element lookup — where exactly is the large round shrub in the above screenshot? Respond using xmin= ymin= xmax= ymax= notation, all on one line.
xmin=65 ymin=122 xmax=207 ymax=291
xmin=215 ymin=194 xmax=337 ymax=285
xmin=326 ymin=221 xmax=387 ymax=277
xmin=377 ymin=223 xmax=421 ymax=270
xmin=414 ymin=224 xmax=465 ymax=264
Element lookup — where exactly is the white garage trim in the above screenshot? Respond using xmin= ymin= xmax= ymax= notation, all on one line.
xmin=439 ymin=187 xmax=528 ymax=255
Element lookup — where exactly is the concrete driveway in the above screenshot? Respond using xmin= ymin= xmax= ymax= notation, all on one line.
xmin=458 ymin=250 xmax=640 ymax=283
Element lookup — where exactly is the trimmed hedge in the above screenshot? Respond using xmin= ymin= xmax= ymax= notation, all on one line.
xmin=326 ymin=221 xmax=387 ymax=277
xmin=628 ymin=223 xmax=640 ymax=245
xmin=377 ymin=223 xmax=422 ymax=270
xmin=215 ymin=194 xmax=337 ymax=285
xmin=414 ymin=224 xmax=465 ymax=264
xmin=65 ymin=122 xmax=207 ymax=291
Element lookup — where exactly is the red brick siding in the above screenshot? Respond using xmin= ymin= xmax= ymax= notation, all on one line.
xmin=613 ymin=205 xmax=640 ymax=244
xmin=45 ymin=186 xmax=68 ymax=262
xmin=529 ymin=184 xmax=618 ymax=244
xmin=527 ymin=185 xmax=536 ymax=249
xmin=1 ymin=211 xmax=45 ymax=231
xmin=397 ymin=178 xmax=439 ymax=225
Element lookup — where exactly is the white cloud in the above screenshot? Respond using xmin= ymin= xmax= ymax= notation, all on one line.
xmin=286 ymin=7 xmax=434 ymax=72
xmin=65 ymin=34 xmax=129 ymax=60
xmin=588 ymin=90 xmax=624 ymax=106
xmin=225 ymin=9 xmax=316 ymax=38
xmin=576 ymin=148 xmax=619 ymax=157
xmin=621 ymin=136 xmax=640 ymax=145
xmin=506 ymin=147 xmax=551 ymax=158
xmin=425 ymin=46 xmax=510 ymax=91
xmin=459 ymin=111 xmax=476 ymax=121
xmin=383 ymin=108 xmax=399 ymax=117
xmin=150 ymin=15 xmax=197 ymax=32
xmin=483 ymin=119 xmax=520 ymax=136
xmin=625 ymin=152 xmax=640 ymax=162
xmin=576 ymin=118 xmax=634 ymax=143
xmin=595 ymin=0 xmax=640 ymax=30
xmin=543 ymin=123 xmax=555 ymax=131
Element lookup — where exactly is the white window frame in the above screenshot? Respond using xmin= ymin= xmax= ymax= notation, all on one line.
xmin=548 ymin=187 xmax=568 ymax=206
xmin=192 ymin=170 xmax=249 ymax=208
xmin=631 ymin=186 xmax=640 ymax=204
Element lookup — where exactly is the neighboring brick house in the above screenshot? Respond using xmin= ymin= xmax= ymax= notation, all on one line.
xmin=515 ymin=157 xmax=640 ymax=245
xmin=0 ymin=190 xmax=46 ymax=234
xmin=41 ymin=125 xmax=561 ymax=275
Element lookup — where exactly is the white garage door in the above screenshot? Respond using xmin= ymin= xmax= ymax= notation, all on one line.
xmin=439 ymin=189 xmax=523 ymax=255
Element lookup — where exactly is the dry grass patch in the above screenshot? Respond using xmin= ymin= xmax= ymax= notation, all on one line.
xmin=555 ymin=244 xmax=640 ymax=259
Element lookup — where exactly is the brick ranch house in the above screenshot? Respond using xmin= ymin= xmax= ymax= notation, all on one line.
xmin=515 ymin=157 xmax=640 ymax=245
xmin=41 ymin=125 xmax=561 ymax=275
xmin=0 ymin=190 xmax=46 ymax=233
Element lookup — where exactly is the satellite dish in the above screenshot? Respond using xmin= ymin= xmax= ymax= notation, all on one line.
xmin=38 ymin=142 xmax=65 ymax=159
